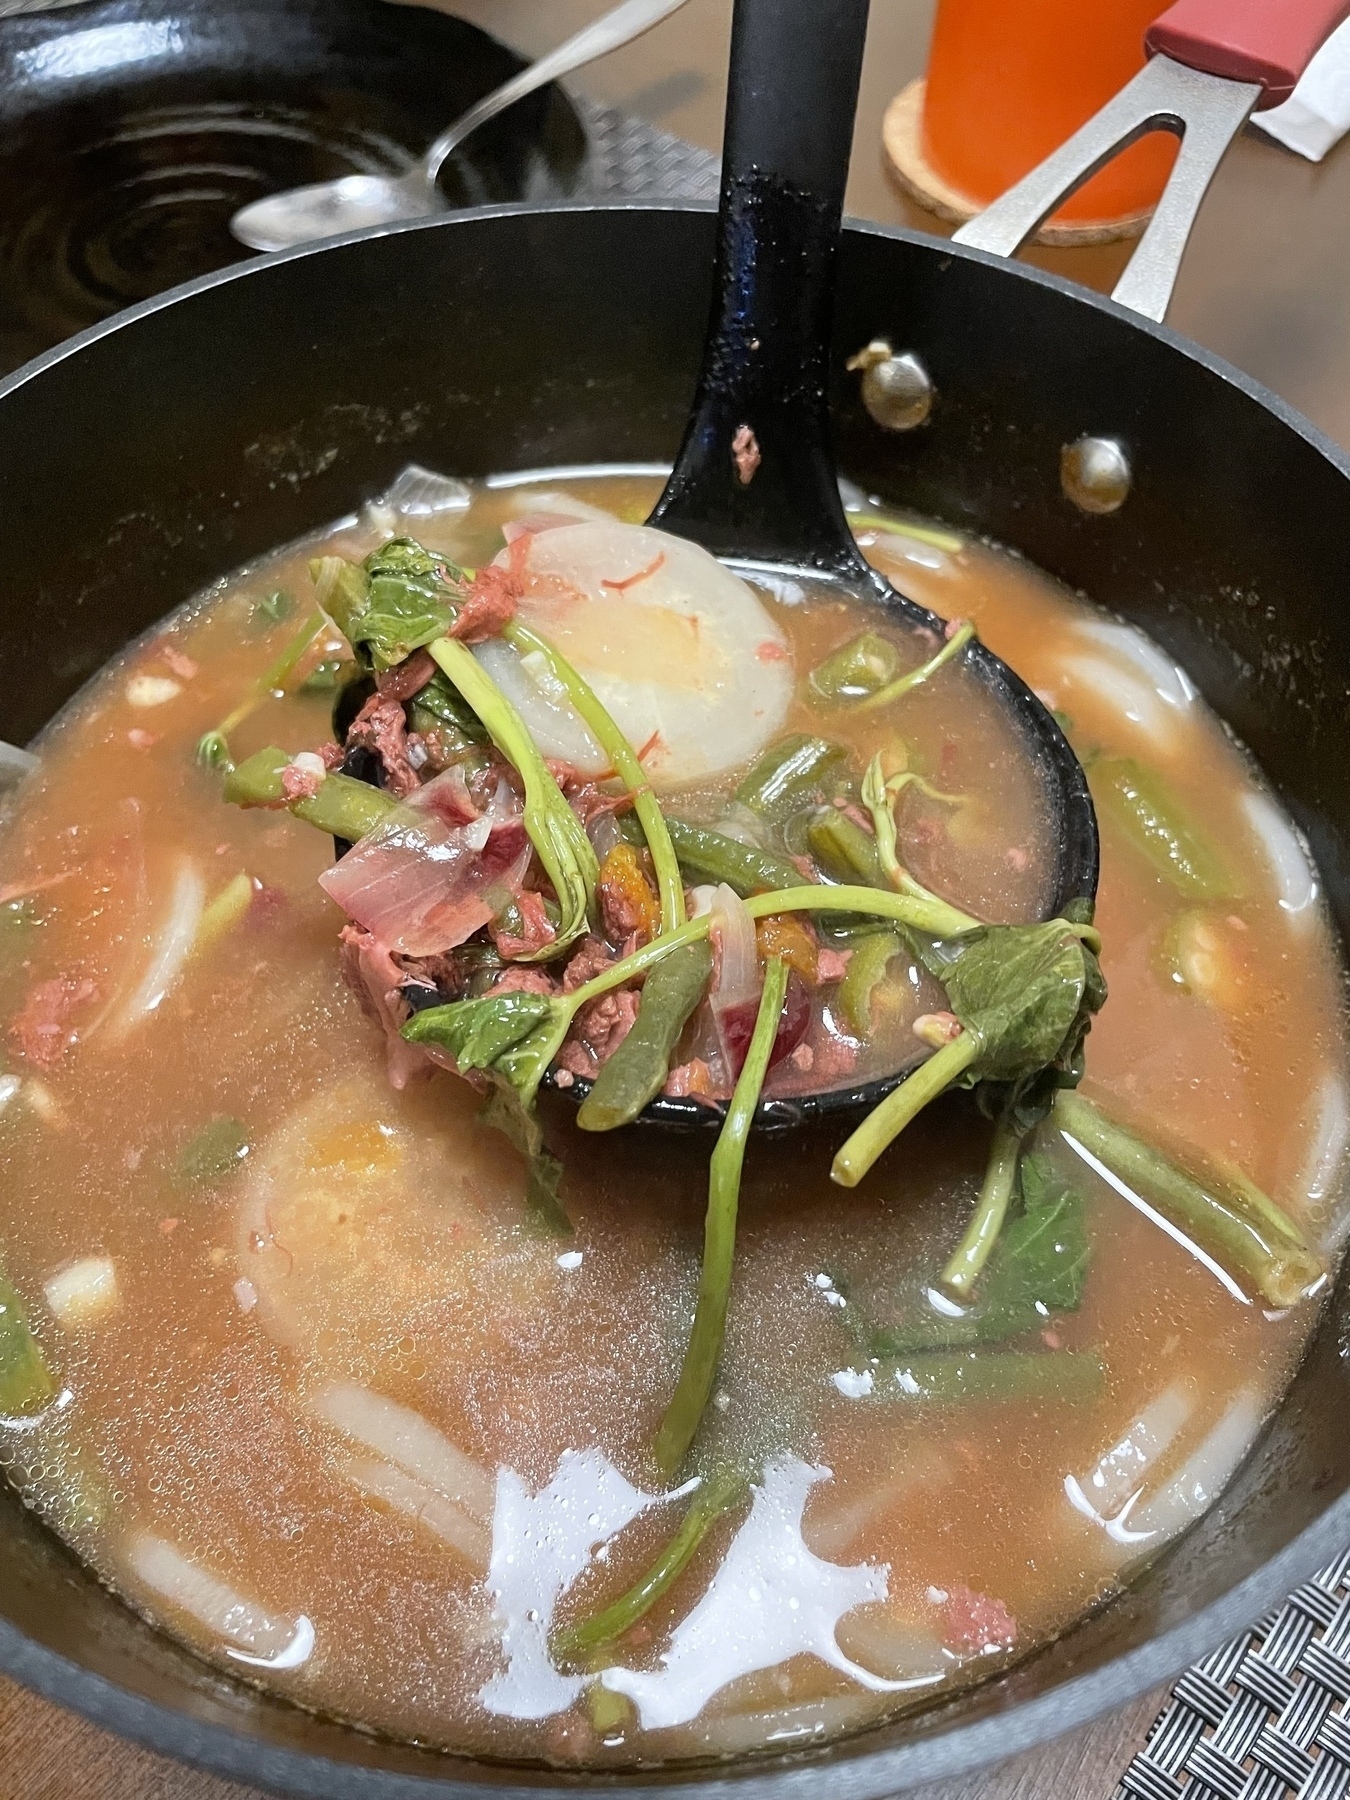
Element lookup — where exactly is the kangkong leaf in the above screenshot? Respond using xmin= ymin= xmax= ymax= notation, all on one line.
xmin=943 ymin=922 xmax=1103 ymax=1085
xmin=404 ymin=989 xmax=571 ymax=1109
xmin=478 ymin=1086 xmax=571 ymax=1238
xmin=872 ymin=1155 xmax=1090 ymax=1354
xmin=314 ymin=539 xmax=468 ymax=672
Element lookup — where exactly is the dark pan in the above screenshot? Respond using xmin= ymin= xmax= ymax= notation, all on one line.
xmin=0 ymin=199 xmax=1349 ymax=1794
xmin=0 ymin=0 xmax=586 ymax=372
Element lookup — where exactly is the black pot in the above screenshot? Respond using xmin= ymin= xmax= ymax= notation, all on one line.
xmin=1 ymin=202 xmax=1349 ymax=1796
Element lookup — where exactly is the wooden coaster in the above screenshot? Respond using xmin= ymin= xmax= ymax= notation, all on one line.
xmin=882 ymin=79 xmax=1155 ymax=248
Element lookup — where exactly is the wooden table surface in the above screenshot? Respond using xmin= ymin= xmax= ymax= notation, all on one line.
xmin=8 ymin=1 xmax=1350 ymax=1795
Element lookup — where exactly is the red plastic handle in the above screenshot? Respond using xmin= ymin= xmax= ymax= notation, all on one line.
xmin=1147 ymin=0 xmax=1350 ymax=107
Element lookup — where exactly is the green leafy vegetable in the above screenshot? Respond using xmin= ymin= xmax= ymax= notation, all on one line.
xmin=299 ymin=658 xmax=347 ymax=694
xmin=478 ymin=1086 xmax=570 ymax=1238
xmin=196 ymin=607 xmax=329 ymax=771
xmin=407 ymin=671 xmax=490 ymax=746
xmin=427 ymin=637 xmax=597 ymax=956
xmin=0 ymin=1257 xmax=56 ymax=1417
xmin=861 ymin=752 xmax=981 ymax=933
xmin=666 ymin=820 xmax=804 ymax=897
xmin=249 ymin=589 xmax=294 ymax=632
xmin=861 ymin=1348 xmax=1103 ymax=1406
xmin=1090 ymin=758 xmax=1237 ymax=899
xmin=578 ymin=941 xmax=715 ymax=1132
xmin=315 ymin=539 xmax=467 ymax=673
xmin=941 ymin=1118 xmax=1023 ymax=1300
xmin=504 ymin=620 xmax=685 ymax=933
xmin=653 ymin=960 xmax=789 ymax=1480
xmin=1055 ymin=1091 xmax=1322 ymax=1307
xmin=176 ymin=1116 xmax=250 ymax=1186
xmin=832 ymin=919 xmax=1106 ymax=1187
xmin=553 ymin=1468 xmax=747 ymax=1666
xmin=875 ymin=1154 xmax=1090 ymax=1353
xmin=735 ymin=735 xmax=847 ymax=822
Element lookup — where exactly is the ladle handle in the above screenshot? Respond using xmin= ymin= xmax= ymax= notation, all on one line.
xmin=650 ymin=0 xmax=871 ymax=573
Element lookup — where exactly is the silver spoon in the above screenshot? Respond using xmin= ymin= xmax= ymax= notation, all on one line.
xmin=230 ymin=0 xmax=692 ymax=254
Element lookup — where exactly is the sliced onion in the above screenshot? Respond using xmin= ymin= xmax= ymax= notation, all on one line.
xmin=307 ymin=1381 xmax=495 ymax=1524
xmin=709 ymin=883 xmax=763 ymax=1076
xmin=127 ymin=1533 xmax=312 ymax=1666
xmin=319 ymin=812 xmax=530 ymax=957
xmin=338 ymin=1453 xmax=490 ymax=1570
xmin=113 ymin=857 xmax=205 ymax=1036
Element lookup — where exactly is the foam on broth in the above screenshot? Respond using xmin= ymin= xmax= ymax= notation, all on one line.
xmin=0 ymin=469 xmax=1342 ymax=1766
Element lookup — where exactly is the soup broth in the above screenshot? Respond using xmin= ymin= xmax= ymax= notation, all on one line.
xmin=0 ymin=469 xmax=1342 ymax=1766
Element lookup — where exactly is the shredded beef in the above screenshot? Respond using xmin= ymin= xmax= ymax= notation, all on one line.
xmin=10 ymin=976 xmax=97 ymax=1068
xmin=337 ymin=925 xmax=430 ymax=1090
xmin=942 ymin=1585 xmax=1018 ymax=1653
xmin=281 ymin=763 xmax=322 ymax=802
xmin=572 ymin=987 xmax=640 ymax=1065
xmin=491 ymin=966 xmax=557 ymax=997
xmin=375 ymin=648 xmax=436 ymax=701
xmin=451 ymin=565 xmax=517 ymax=643
xmin=817 ymin=947 xmax=852 ymax=983
xmin=346 ymin=693 xmax=420 ymax=797
xmin=663 ymin=1058 xmax=718 ymax=1100
xmin=562 ymin=936 xmax=615 ymax=993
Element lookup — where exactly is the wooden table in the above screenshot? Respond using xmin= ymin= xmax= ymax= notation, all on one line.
xmin=8 ymin=1 xmax=1350 ymax=1794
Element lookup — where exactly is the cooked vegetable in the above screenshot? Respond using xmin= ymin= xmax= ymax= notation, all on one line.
xmin=196 ymin=608 xmax=328 ymax=770
xmin=176 ymin=1115 xmax=250 ymax=1187
xmin=1160 ymin=908 xmax=1252 ymax=1010
xmin=195 ymin=873 xmax=255 ymax=953
xmin=809 ymin=633 xmax=902 ymax=705
xmin=44 ymin=1255 xmax=119 ymax=1327
xmin=667 ymin=820 xmax=804 ymax=897
xmin=735 ymin=736 xmax=846 ymax=822
xmin=578 ymin=941 xmax=715 ymax=1132
xmin=654 ymin=958 xmax=790 ymax=1479
xmin=504 ymin=621 xmax=685 ymax=933
xmin=224 ymin=748 xmax=398 ymax=841
xmin=1055 ymin=1091 xmax=1322 ymax=1308
xmin=807 ymin=809 xmax=885 ymax=888
xmin=847 ymin=514 xmax=964 ymax=554
xmin=406 ymin=671 xmax=490 ymax=746
xmin=248 ymin=588 xmax=294 ymax=631
xmin=854 ymin=620 xmax=976 ymax=713
xmin=299 ymin=658 xmax=347 ymax=694
xmin=428 ymin=637 xmax=597 ymax=955
xmin=861 ymin=752 xmax=981 ymax=929
xmin=866 ymin=1349 xmax=1104 ymax=1406
xmin=837 ymin=929 xmax=903 ymax=1035
xmin=754 ymin=914 xmax=819 ymax=984
xmin=317 ymin=538 xmax=465 ymax=672
xmin=597 ymin=842 xmax=662 ymax=943
xmin=553 ymin=1467 xmax=748 ymax=1666
xmin=832 ymin=920 xmax=1106 ymax=1187
xmin=873 ymin=1156 xmax=1089 ymax=1353
xmin=478 ymin=1085 xmax=570 ymax=1237
xmin=1091 ymin=758 xmax=1237 ymax=899
xmin=0 ymin=1256 xmax=57 ymax=1416
xmin=941 ymin=1118 xmax=1023 ymax=1300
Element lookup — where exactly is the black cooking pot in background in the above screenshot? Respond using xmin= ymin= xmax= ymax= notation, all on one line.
xmin=0 ymin=200 xmax=1349 ymax=1795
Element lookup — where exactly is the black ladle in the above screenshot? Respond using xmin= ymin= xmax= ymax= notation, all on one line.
xmin=340 ymin=0 xmax=1099 ymax=1130
xmin=554 ymin=0 xmax=1098 ymax=1129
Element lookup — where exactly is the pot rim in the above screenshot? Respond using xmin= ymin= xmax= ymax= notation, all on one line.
xmin=3 ymin=197 xmax=1349 ymax=1796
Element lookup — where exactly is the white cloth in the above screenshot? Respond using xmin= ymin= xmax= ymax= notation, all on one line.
xmin=1253 ymin=17 xmax=1350 ymax=163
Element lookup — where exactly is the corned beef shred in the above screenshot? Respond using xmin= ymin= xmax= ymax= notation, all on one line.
xmin=833 ymin=797 xmax=875 ymax=835
xmin=376 ymin=648 xmax=436 ymax=700
xmin=573 ymin=988 xmax=640 ymax=1064
xmin=10 ymin=976 xmax=98 ymax=1068
xmin=337 ymin=926 xmax=430 ymax=1090
xmin=492 ymin=891 xmax=557 ymax=960
xmin=562 ymin=937 xmax=615 ymax=993
xmin=451 ymin=564 xmax=517 ymax=643
xmin=817 ymin=947 xmax=852 ymax=982
xmin=346 ymin=693 xmax=420 ymax=797
xmin=491 ymin=966 xmax=557 ymax=997
xmin=319 ymin=741 xmax=346 ymax=771
xmin=810 ymin=1031 xmax=860 ymax=1084
xmin=731 ymin=424 xmax=761 ymax=485
xmin=941 ymin=1585 xmax=1018 ymax=1653
xmin=281 ymin=763 xmax=322 ymax=802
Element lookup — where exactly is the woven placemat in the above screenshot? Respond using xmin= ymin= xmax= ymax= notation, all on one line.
xmin=1115 ymin=1549 xmax=1350 ymax=1800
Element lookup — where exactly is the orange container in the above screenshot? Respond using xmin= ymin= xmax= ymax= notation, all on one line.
xmin=921 ymin=0 xmax=1178 ymax=227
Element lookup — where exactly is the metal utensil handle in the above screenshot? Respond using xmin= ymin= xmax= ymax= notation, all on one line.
xmin=955 ymin=0 xmax=1350 ymax=324
xmin=423 ymin=0 xmax=691 ymax=185
xmin=1148 ymin=0 xmax=1350 ymax=107
xmin=651 ymin=0 xmax=872 ymax=571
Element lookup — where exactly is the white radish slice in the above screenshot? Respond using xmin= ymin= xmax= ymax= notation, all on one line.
xmin=653 ymin=1694 xmax=880 ymax=1757
xmin=127 ymin=1533 xmax=314 ymax=1668
xmin=479 ymin=522 xmax=793 ymax=790
xmin=1064 ymin=1384 xmax=1194 ymax=1531
xmin=337 ymin=1454 xmax=490 ymax=1570
xmin=308 ymin=1381 xmax=494 ymax=1524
